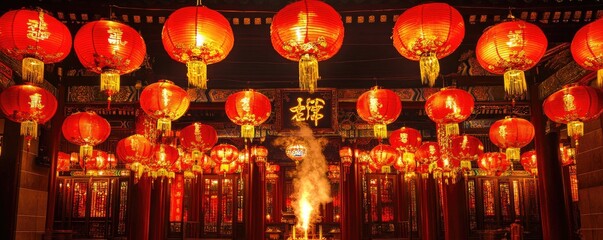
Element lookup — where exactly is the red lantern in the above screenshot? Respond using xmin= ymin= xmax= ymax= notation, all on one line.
xmin=62 ymin=111 xmax=111 ymax=159
xmin=571 ymin=18 xmax=603 ymax=87
xmin=135 ymin=110 xmax=159 ymax=142
xmin=489 ymin=117 xmax=535 ymax=162
xmin=559 ymin=144 xmax=576 ymax=166
xmin=416 ymin=163 xmax=431 ymax=179
xmin=369 ymin=144 xmax=398 ymax=167
xmin=476 ymin=18 xmax=547 ymax=97
xmin=252 ymin=145 xmax=269 ymax=165
xmin=543 ymin=85 xmax=603 ymax=145
xmin=355 ymin=150 xmax=371 ymax=170
xmin=139 ymin=80 xmax=190 ymax=132
xmin=389 ymin=127 xmax=422 ymax=164
xmin=225 ymin=90 xmax=272 ymax=139
xmin=0 ymin=9 xmax=71 ymax=83
xmin=210 ymin=144 xmax=239 ymax=165
xmin=356 ymin=87 xmax=402 ymax=139
xmin=434 ymin=154 xmax=460 ymax=183
xmin=74 ymin=20 xmax=146 ymax=105
xmin=57 ymin=152 xmax=70 ymax=172
xmin=162 ymin=6 xmax=234 ymax=89
xmin=150 ymin=144 xmax=179 ymax=175
xmin=425 ymin=87 xmax=474 ymax=137
xmin=0 ymin=84 xmax=57 ymax=139
xmin=478 ymin=152 xmax=511 ymax=176
xmin=520 ymin=150 xmax=538 ymax=176
xmin=180 ymin=122 xmax=218 ymax=157
xmin=392 ymin=3 xmax=465 ymax=87
xmin=285 ymin=143 xmax=307 ymax=164
xmin=270 ymin=0 xmax=344 ymax=93
xmin=116 ymin=134 xmax=154 ymax=165
xmin=394 ymin=154 xmax=417 ymax=181
xmin=415 ymin=142 xmax=441 ymax=165
xmin=339 ymin=146 xmax=353 ymax=168
xmin=450 ymin=135 xmax=484 ymax=171
xmin=81 ymin=149 xmax=109 ymax=172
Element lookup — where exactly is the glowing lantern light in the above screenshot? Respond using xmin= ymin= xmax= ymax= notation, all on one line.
xmin=489 ymin=116 xmax=534 ymax=162
xmin=270 ymin=0 xmax=344 ymax=93
xmin=139 ymin=80 xmax=190 ymax=132
xmin=0 ymin=84 xmax=57 ymax=140
xmin=210 ymin=144 xmax=239 ymax=172
xmin=370 ymin=144 xmax=398 ymax=171
xmin=355 ymin=150 xmax=371 ymax=172
xmin=394 ymin=154 xmax=417 ymax=181
xmin=543 ymin=85 xmax=603 ymax=146
xmin=389 ymin=127 xmax=422 ymax=164
xmin=286 ymin=143 xmax=307 ymax=165
xmin=425 ymin=87 xmax=474 ymax=137
xmin=149 ymin=144 xmax=180 ymax=179
xmin=392 ymin=3 xmax=465 ymax=87
xmin=559 ymin=144 xmax=576 ymax=166
xmin=356 ymin=87 xmax=402 ymax=139
xmin=0 ymin=9 xmax=72 ymax=83
xmin=450 ymin=134 xmax=484 ymax=173
xmin=478 ymin=152 xmax=511 ymax=176
xmin=81 ymin=150 xmax=110 ymax=174
xmin=520 ymin=150 xmax=538 ymax=176
xmin=434 ymin=154 xmax=460 ymax=184
xmin=476 ymin=17 xmax=547 ymax=98
xmin=571 ymin=18 xmax=603 ymax=87
xmin=116 ymin=134 xmax=154 ymax=178
xmin=225 ymin=90 xmax=272 ymax=139
xmin=162 ymin=5 xmax=234 ymax=89
xmin=57 ymin=152 xmax=70 ymax=172
xmin=62 ymin=111 xmax=111 ymax=159
xmin=74 ymin=20 xmax=146 ymax=106
xmin=252 ymin=145 xmax=269 ymax=165
xmin=180 ymin=122 xmax=218 ymax=159
xmin=415 ymin=142 xmax=441 ymax=166
xmin=339 ymin=146 xmax=353 ymax=168
xmin=266 ymin=163 xmax=280 ymax=181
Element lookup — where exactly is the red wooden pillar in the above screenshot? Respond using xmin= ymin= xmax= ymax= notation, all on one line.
xmin=418 ymin=177 xmax=438 ymax=240
xmin=531 ymin=85 xmax=571 ymax=240
xmin=443 ymin=179 xmax=469 ymax=239
xmin=341 ymin=162 xmax=362 ymax=240
xmin=128 ymin=175 xmax=152 ymax=240
xmin=247 ymin=161 xmax=265 ymax=240
xmin=149 ymin=178 xmax=168 ymax=240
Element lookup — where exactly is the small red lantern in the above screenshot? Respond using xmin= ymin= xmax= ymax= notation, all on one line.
xmin=370 ymin=144 xmax=398 ymax=167
xmin=356 ymin=87 xmax=402 ymax=139
xmin=543 ymin=85 xmax=603 ymax=146
xmin=392 ymin=3 xmax=465 ymax=87
xmin=520 ymin=150 xmax=538 ymax=176
xmin=355 ymin=150 xmax=371 ymax=170
xmin=0 ymin=84 xmax=58 ymax=139
xmin=489 ymin=116 xmax=535 ymax=162
xmin=450 ymin=135 xmax=484 ymax=172
xmin=394 ymin=154 xmax=417 ymax=181
xmin=571 ymin=18 xmax=603 ymax=87
xmin=81 ymin=149 xmax=110 ymax=172
xmin=478 ymin=152 xmax=511 ymax=176
xmin=476 ymin=18 xmax=547 ymax=97
xmin=116 ymin=134 xmax=154 ymax=165
xmin=434 ymin=154 xmax=460 ymax=183
xmin=415 ymin=142 xmax=441 ymax=165
xmin=0 ymin=9 xmax=72 ymax=83
xmin=180 ymin=122 xmax=218 ymax=157
xmin=162 ymin=6 xmax=234 ymax=89
xmin=225 ymin=90 xmax=272 ymax=139
xmin=62 ymin=111 xmax=111 ymax=159
xmin=149 ymin=144 xmax=179 ymax=176
xmin=559 ymin=144 xmax=576 ymax=166
xmin=57 ymin=152 xmax=70 ymax=172
xmin=339 ymin=146 xmax=353 ymax=168
xmin=252 ymin=145 xmax=269 ymax=165
xmin=425 ymin=87 xmax=474 ymax=137
xmin=286 ymin=143 xmax=307 ymax=164
xmin=270 ymin=0 xmax=344 ymax=93
xmin=74 ymin=20 xmax=146 ymax=105
xmin=389 ymin=127 xmax=422 ymax=164
xmin=139 ymin=80 xmax=190 ymax=132
xmin=210 ymin=144 xmax=239 ymax=165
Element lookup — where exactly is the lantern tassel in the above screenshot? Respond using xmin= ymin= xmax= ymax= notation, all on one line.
xmin=506 ymin=147 xmax=521 ymax=162
xmin=503 ymin=70 xmax=527 ymax=98
xmin=20 ymin=120 xmax=38 ymax=139
xmin=444 ymin=123 xmax=459 ymax=137
xmin=597 ymin=69 xmax=603 ymax=88
xmin=299 ymin=53 xmax=319 ymax=94
xmin=157 ymin=118 xmax=172 ymax=132
xmin=187 ymin=60 xmax=207 ymax=89
xmin=373 ymin=124 xmax=388 ymax=139
xmin=241 ymin=125 xmax=255 ymax=139
xmin=567 ymin=120 xmax=584 ymax=147
xmin=101 ymin=70 xmax=120 ymax=109
xmin=80 ymin=145 xmax=93 ymax=161
xmin=419 ymin=53 xmax=440 ymax=87
xmin=22 ymin=57 xmax=44 ymax=83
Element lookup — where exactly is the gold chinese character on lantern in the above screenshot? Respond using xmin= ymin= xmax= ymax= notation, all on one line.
xmin=26 ymin=12 xmax=50 ymax=41
xmin=289 ymin=97 xmax=325 ymax=126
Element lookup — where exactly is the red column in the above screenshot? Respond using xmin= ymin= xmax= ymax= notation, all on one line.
xmin=149 ymin=178 xmax=168 ymax=240
xmin=128 ymin=175 xmax=151 ymax=240
xmin=443 ymin=179 xmax=469 ymax=239
xmin=247 ymin=161 xmax=265 ymax=240
xmin=342 ymin=163 xmax=363 ymax=240
xmin=531 ymin=86 xmax=571 ymax=240
xmin=418 ymin=178 xmax=438 ymax=240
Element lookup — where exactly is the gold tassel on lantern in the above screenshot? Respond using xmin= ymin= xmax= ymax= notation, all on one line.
xmin=299 ymin=53 xmax=319 ymax=93
xmin=373 ymin=124 xmax=387 ymax=139
xmin=419 ymin=52 xmax=440 ymax=87
xmin=506 ymin=147 xmax=521 ymax=162
xmin=157 ymin=118 xmax=172 ymax=132
xmin=20 ymin=120 xmax=38 ymax=139
xmin=444 ymin=123 xmax=460 ymax=137
xmin=567 ymin=120 xmax=584 ymax=146
xmin=503 ymin=69 xmax=527 ymax=97
xmin=187 ymin=60 xmax=207 ymax=89
xmin=22 ymin=57 xmax=44 ymax=83
xmin=241 ymin=124 xmax=255 ymax=139
xmin=80 ymin=145 xmax=93 ymax=160
xmin=597 ymin=69 xmax=603 ymax=88
xmin=101 ymin=69 xmax=120 ymax=107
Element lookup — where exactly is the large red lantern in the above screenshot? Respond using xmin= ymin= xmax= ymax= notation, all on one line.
xmin=74 ymin=20 xmax=146 ymax=105
xmin=392 ymin=3 xmax=465 ymax=87
xmin=370 ymin=144 xmax=398 ymax=167
xmin=415 ymin=142 xmax=441 ymax=165
xmin=225 ymin=90 xmax=272 ymax=139
xmin=478 ymin=152 xmax=511 ymax=176
xmin=0 ymin=84 xmax=57 ymax=139
xmin=476 ymin=18 xmax=547 ymax=98
xmin=356 ymin=87 xmax=402 ymax=139
xmin=571 ymin=18 xmax=603 ymax=87
xmin=543 ymin=85 xmax=603 ymax=146
xmin=270 ymin=0 xmax=344 ymax=93
xmin=139 ymin=80 xmax=190 ymax=132
xmin=162 ymin=6 xmax=234 ymax=89
xmin=425 ymin=87 xmax=474 ymax=137
xmin=0 ymin=9 xmax=71 ymax=83
xmin=520 ymin=150 xmax=538 ymax=176
xmin=489 ymin=117 xmax=534 ymax=162
xmin=62 ymin=111 xmax=111 ymax=159
xmin=450 ymin=134 xmax=484 ymax=171
xmin=180 ymin=122 xmax=218 ymax=158
xmin=389 ymin=127 xmax=422 ymax=164
xmin=116 ymin=134 xmax=154 ymax=165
